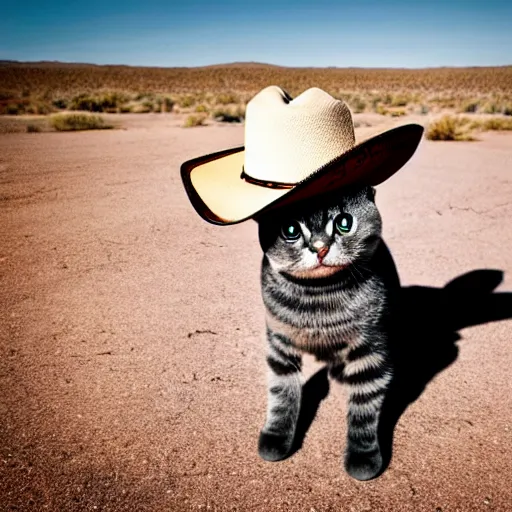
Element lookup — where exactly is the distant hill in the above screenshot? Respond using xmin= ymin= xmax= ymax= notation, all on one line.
xmin=0 ymin=60 xmax=105 ymax=68
xmin=0 ymin=60 xmax=286 ymax=70
xmin=3 ymin=60 xmax=511 ymax=71
xmin=199 ymin=61 xmax=285 ymax=69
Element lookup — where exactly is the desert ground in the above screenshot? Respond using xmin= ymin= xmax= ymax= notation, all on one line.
xmin=1 ymin=114 xmax=511 ymax=511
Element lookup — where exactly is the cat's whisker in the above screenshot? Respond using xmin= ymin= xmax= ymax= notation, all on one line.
xmin=351 ymin=262 xmax=368 ymax=282
xmin=348 ymin=265 xmax=365 ymax=287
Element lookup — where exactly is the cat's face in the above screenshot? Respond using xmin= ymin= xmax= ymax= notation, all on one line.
xmin=258 ymin=187 xmax=382 ymax=279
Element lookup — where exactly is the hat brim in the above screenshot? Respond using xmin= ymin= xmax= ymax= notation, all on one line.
xmin=181 ymin=123 xmax=424 ymax=225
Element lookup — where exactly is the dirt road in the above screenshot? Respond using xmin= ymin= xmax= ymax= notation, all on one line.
xmin=1 ymin=116 xmax=511 ymax=511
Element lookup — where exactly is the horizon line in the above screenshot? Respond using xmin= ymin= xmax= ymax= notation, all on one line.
xmin=2 ymin=59 xmax=512 ymax=71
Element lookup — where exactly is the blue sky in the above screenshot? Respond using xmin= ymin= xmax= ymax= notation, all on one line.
xmin=2 ymin=0 xmax=511 ymax=68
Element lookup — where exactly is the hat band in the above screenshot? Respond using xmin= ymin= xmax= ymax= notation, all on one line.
xmin=240 ymin=167 xmax=296 ymax=190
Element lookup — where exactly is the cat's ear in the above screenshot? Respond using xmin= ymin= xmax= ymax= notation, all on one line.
xmin=367 ymin=187 xmax=377 ymax=202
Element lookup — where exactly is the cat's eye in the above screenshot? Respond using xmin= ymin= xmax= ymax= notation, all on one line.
xmin=281 ymin=220 xmax=302 ymax=242
xmin=334 ymin=213 xmax=353 ymax=234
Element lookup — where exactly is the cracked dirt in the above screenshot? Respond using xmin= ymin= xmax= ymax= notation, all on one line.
xmin=0 ymin=117 xmax=511 ymax=511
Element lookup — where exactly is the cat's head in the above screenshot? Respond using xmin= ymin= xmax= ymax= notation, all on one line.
xmin=257 ymin=186 xmax=382 ymax=279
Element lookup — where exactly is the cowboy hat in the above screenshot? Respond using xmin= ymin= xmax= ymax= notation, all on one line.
xmin=181 ymin=86 xmax=423 ymax=225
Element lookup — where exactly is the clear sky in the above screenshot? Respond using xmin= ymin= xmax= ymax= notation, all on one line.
xmin=2 ymin=0 xmax=511 ymax=68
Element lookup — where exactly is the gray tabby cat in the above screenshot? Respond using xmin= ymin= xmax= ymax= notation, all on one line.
xmin=256 ymin=185 xmax=400 ymax=481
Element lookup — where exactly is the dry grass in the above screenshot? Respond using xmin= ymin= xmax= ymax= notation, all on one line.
xmin=50 ymin=113 xmax=114 ymax=131
xmin=476 ymin=117 xmax=512 ymax=131
xmin=26 ymin=123 xmax=42 ymax=133
xmin=183 ymin=114 xmax=207 ymax=128
xmin=425 ymin=116 xmax=476 ymax=141
xmin=2 ymin=62 xmax=511 ymax=96
xmin=212 ymin=105 xmax=246 ymax=123
xmin=0 ymin=116 xmax=50 ymax=134
xmin=0 ymin=62 xmax=511 ymax=121
xmin=426 ymin=114 xmax=512 ymax=142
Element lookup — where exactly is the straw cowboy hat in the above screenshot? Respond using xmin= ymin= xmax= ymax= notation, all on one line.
xmin=181 ymin=86 xmax=423 ymax=225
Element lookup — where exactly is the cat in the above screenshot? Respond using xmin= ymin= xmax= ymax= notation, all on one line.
xmin=255 ymin=185 xmax=401 ymax=481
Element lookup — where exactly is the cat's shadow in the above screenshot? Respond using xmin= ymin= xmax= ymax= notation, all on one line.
xmin=289 ymin=269 xmax=512 ymax=473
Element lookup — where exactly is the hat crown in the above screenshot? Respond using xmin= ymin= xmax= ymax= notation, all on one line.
xmin=244 ymin=86 xmax=356 ymax=184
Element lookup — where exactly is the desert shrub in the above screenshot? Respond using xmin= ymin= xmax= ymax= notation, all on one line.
xmin=52 ymin=98 xmax=68 ymax=109
xmin=477 ymin=117 xmax=512 ymax=131
xmin=184 ymin=114 xmax=206 ymax=127
xmin=142 ymin=99 xmax=155 ymax=112
xmin=26 ymin=123 xmax=42 ymax=133
xmin=425 ymin=115 xmax=474 ymax=141
xmin=390 ymin=109 xmax=406 ymax=117
xmin=100 ymin=91 xmax=129 ymax=110
xmin=502 ymin=105 xmax=512 ymax=116
xmin=195 ymin=104 xmax=208 ymax=113
xmin=215 ymin=93 xmax=240 ymax=105
xmin=24 ymin=104 xmax=37 ymax=114
xmin=371 ymin=98 xmax=380 ymax=111
xmin=0 ymin=91 xmax=15 ymax=101
xmin=6 ymin=104 xmax=21 ymax=115
xmin=213 ymin=105 xmax=245 ymax=123
xmin=119 ymin=105 xmax=133 ymax=113
xmin=139 ymin=95 xmax=176 ymax=113
xmin=349 ymin=97 xmax=366 ymax=113
xmin=179 ymin=95 xmax=196 ymax=108
xmin=390 ymin=95 xmax=408 ymax=107
xmin=162 ymin=97 xmax=175 ymax=113
xmin=220 ymin=93 xmax=242 ymax=105
xmin=376 ymin=105 xmax=388 ymax=115
xmin=213 ymin=111 xmax=241 ymax=123
xmin=132 ymin=103 xmax=152 ymax=113
xmin=482 ymin=102 xmax=500 ymax=114
xmin=134 ymin=92 xmax=151 ymax=101
xmin=431 ymin=96 xmax=458 ymax=109
xmin=0 ymin=98 xmax=54 ymax=115
xmin=151 ymin=98 xmax=162 ymax=113
xmin=235 ymin=104 xmax=246 ymax=119
xmin=69 ymin=94 xmax=101 ymax=112
xmin=381 ymin=93 xmax=393 ymax=105
xmin=50 ymin=113 xmax=113 ymax=131
xmin=68 ymin=92 xmax=128 ymax=112
xmin=40 ymin=89 xmax=52 ymax=101
xmin=419 ymin=105 xmax=430 ymax=115
xmin=460 ymin=100 xmax=479 ymax=113
xmin=155 ymin=95 xmax=176 ymax=113
xmin=35 ymin=102 xmax=52 ymax=115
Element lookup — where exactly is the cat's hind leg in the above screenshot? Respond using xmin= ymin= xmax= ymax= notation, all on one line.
xmin=258 ymin=329 xmax=303 ymax=462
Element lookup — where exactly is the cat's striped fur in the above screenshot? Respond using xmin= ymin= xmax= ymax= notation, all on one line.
xmin=256 ymin=186 xmax=400 ymax=481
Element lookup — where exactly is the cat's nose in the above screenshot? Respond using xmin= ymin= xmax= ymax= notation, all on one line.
xmin=310 ymin=240 xmax=329 ymax=259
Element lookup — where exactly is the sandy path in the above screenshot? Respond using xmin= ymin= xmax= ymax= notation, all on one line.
xmin=0 ymin=118 xmax=511 ymax=511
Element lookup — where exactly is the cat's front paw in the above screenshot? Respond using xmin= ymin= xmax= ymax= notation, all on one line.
xmin=258 ymin=430 xmax=294 ymax=462
xmin=344 ymin=448 xmax=383 ymax=481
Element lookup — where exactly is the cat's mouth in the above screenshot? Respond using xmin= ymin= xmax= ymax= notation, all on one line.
xmin=289 ymin=263 xmax=349 ymax=279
